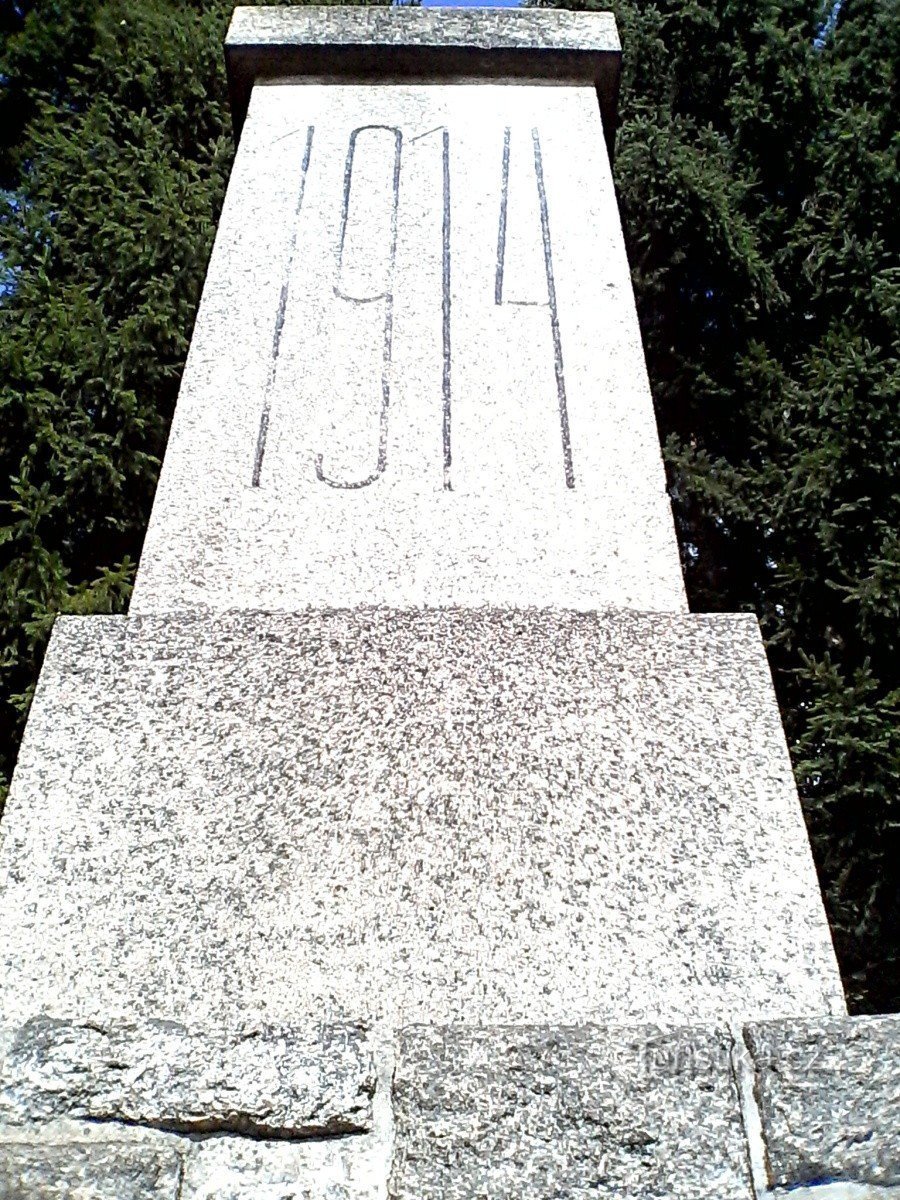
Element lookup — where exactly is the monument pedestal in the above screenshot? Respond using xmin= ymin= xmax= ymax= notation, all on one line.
xmin=1 ymin=9 xmax=892 ymax=1200
xmin=0 ymin=609 xmax=842 ymax=1034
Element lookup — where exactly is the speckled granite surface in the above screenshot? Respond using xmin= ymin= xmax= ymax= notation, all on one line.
xmin=0 ymin=1017 xmax=374 ymax=1137
xmin=0 ymin=9 xmax=873 ymax=1196
xmin=228 ymin=6 xmax=620 ymax=54
xmin=130 ymin=82 xmax=684 ymax=616
xmin=390 ymin=1023 xmax=753 ymax=1200
xmin=746 ymin=1016 xmax=900 ymax=1188
xmin=0 ymin=609 xmax=842 ymax=1033
xmin=0 ymin=1143 xmax=182 ymax=1200
xmin=2 ymin=1017 xmax=898 ymax=1198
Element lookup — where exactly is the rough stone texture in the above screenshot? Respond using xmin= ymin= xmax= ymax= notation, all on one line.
xmin=0 ymin=1143 xmax=182 ymax=1200
xmin=0 ymin=609 xmax=842 ymax=1031
xmin=180 ymin=1134 xmax=385 ymax=1200
xmin=228 ymin=6 xmax=619 ymax=53
xmin=131 ymin=83 xmax=686 ymax=616
xmin=746 ymin=1016 xmax=900 ymax=1188
xmin=225 ymin=8 xmax=621 ymax=140
xmin=780 ymin=1186 xmax=900 ymax=1199
xmin=0 ymin=1017 xmax=373 ymax=1137
xmin=390 ymin=1023 xmax=753 ymax=1200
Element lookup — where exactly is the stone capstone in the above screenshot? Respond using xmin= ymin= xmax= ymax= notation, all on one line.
xmin=225 ymin=7 xmax=622 ymax=141
xmin=0 ymin=1017 xmax=374 ymax=1138
xmin=746 ymin=1015 xmax=900 ymax=1188
xmin=0 ymin=609 xmax=842 ymax=1031
xmin=389 ymin=1023 xmax=753 ymax=1200
xmin=0 ymin=1143 xmax=182 ymax=1200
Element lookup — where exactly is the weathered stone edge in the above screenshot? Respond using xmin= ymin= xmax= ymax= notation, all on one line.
xmin=224 ymin=7 xmax=622 ymax=147
xmin=0 ymin=1016 xmax=375 ymax=1139
xmin=745 ymin=1015 xmax=900 ymax=1189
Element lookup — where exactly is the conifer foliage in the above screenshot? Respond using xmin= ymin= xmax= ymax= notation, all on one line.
xmin=1 ymin=0 xmax=897 ymax=1009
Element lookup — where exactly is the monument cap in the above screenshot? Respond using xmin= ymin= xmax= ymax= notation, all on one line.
xmin=225 ymin=6 xmax=622 ymax=144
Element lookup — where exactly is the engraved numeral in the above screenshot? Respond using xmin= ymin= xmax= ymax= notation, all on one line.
xmin=252 ymin=126 xmax=315 ymax=488
xmin=315 ymin=125 xmax=403 ymax=490
xmin=495 ymin=127 xmax=574 ymax=489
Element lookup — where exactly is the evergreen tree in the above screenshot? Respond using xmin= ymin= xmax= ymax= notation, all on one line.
xmin=1 ymin=0 xmax=897 ymax=1009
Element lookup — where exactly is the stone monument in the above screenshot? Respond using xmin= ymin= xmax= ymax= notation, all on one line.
xmin=0 ymin=9 xmax=896 ymax=1198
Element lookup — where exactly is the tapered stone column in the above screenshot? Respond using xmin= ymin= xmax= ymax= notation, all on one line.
xmin=132 ymin=10 xmax=683 ymax=614
xmin=0 ymin=10 xmax=867 ymax=1199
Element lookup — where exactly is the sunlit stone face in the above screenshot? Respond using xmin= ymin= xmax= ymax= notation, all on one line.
xmin=131 ymin=83 xmax=685 ymax=614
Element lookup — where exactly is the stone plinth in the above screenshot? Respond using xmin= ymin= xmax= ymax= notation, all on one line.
xmin=2 ymin=1017 xmax=898 ymax=1197
xmin=390 ymin=1024 xmax=753 ymax=1200
xmin=0 ymin=609 xmax=842 ymax=1033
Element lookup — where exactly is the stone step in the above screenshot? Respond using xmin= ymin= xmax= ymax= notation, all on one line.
xmin=0 ymin=608 xmax=842 ymax=1033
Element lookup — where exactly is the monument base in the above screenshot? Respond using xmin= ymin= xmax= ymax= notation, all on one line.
xmin=0 ymin=1014 xmax=897 ymax=1199
xmin=0 ymin=608 xmax=842 ymax=1035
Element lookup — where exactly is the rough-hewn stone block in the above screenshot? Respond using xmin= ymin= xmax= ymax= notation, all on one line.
xmin=0 ymin=1143 xmax=182 ymax=1200
xmin=390 ymin=1023 xmax=753 ymax=1199
xmin=746 ymin=1015 xmax=900 ymax=1188
xmin=0 ymin=1017 xmax=374 ymax=1137
xmin=181 ymin=1134 xmax=386 ymax=1200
